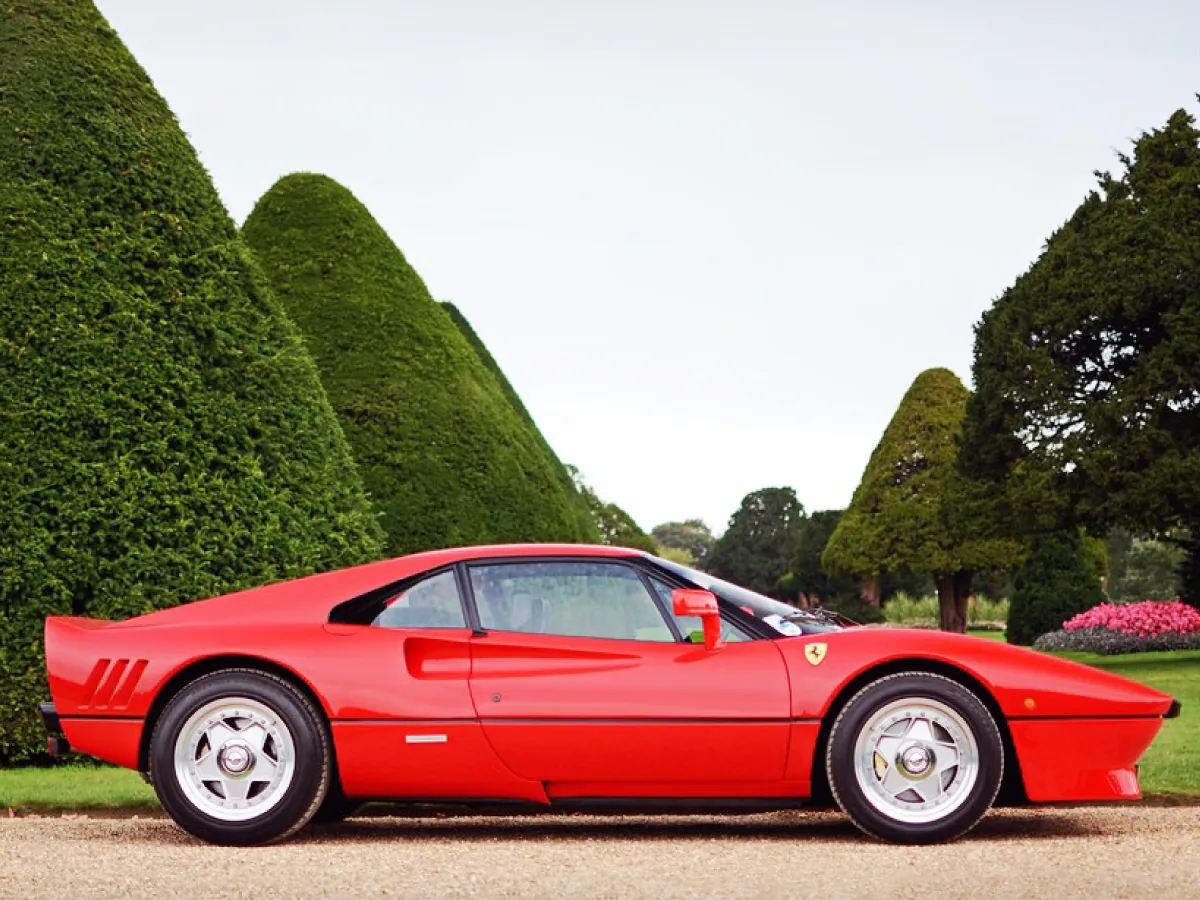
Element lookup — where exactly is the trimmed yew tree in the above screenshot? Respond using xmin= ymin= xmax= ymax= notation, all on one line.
xmin=0 ymin=2 xmax=383 ymax=759
xmin=243 ymin=174 xmax=592 ymax=554
xmin=441 ymin=302 xmax=537 ymax=427
xmin=441 ymin=302 xmax=598 ymax=543
xmin=823 ymin=369 xmax=1017 ymax=632
xmin=963 ymin=108 xmax=1200 ymax=608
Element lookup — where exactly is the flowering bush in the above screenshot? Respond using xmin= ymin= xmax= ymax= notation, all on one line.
xmin=1033 ymin=598 xmax=1200 ymax=654
xmin=1062 ymin=600 xmax=1200 ymax=637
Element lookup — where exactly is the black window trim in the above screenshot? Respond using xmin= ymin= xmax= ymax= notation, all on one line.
xmin=328 ymin=563 xmax=470 ymax=629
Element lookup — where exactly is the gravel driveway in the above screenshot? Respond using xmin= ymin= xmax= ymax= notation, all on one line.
xmin=2 ymin=806 xmax=1198 ymax=899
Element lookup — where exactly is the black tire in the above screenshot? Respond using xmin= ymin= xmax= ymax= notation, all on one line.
xmin=149 ymin=669 xmax=330 ymax=845
xmin=826 ymin=672 xmax=1003 ymax=844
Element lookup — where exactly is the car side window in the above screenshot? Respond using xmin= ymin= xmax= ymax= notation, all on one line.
xmin=372 ymin=569 xmax=465 ymax=629
xmin=647 ymin=576 xmax=752 ymax=643
xmin=469 ymin=561 xmax=674 ymax=641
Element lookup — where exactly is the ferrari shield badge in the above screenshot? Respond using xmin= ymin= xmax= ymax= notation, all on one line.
xmin=804 ymin=642 xmax=828 ymax=666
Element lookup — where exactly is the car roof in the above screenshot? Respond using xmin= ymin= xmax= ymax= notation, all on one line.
xmin=400 ymin=543 xmax=650 ymax=567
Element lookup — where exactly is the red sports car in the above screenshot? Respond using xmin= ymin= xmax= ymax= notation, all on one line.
xmin=40 ymin=544 xmax=1179 ymax=845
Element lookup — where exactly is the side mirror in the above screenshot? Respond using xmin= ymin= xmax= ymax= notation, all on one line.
xmin=672 ymin=588 xmax=723 ymax=651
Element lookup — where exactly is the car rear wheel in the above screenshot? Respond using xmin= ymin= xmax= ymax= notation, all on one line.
xmin=826 ymin=672 xmax=1003 ymax=844
xmin=149 ymin=669 xmax=330 ymax=845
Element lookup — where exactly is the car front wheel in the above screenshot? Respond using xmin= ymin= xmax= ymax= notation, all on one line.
xmin=149 ymin=669 xmax=330 ymax=845
xmin=826 ymin=672 xmax=1003 ymax=844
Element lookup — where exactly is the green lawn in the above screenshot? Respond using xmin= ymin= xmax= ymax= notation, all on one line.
xmin=2 ymin=648 xmax=1196 ymax=810
xmin=967 ymin=629 xmax=1005 ymax=641
xmin=0 ymin=765 xmax=155 ymax=810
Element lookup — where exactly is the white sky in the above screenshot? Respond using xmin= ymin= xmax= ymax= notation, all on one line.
xmin=100 ymin=0 xmax=1199 ymax=535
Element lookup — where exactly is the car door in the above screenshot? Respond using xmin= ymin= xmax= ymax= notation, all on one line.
xmin=324 ymin=567 xmax=544 ymax=803
xmin=465 ymin=558 xmax=792 ymax=793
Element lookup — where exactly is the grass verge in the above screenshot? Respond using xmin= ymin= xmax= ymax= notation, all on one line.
xmin=0 ymin=765 xmax=156 ymax=811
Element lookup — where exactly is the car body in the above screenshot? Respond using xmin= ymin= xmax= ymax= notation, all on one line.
xmin=41 ymin=543 xmax=1180 ymax=845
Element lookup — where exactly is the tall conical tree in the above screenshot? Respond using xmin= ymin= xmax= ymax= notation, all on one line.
xmin=243 ymin=174 xmax=592 ymax=554
xmin=823 ymin=369 xmax=1017 ymax=631
xmin=0 ymin=2 xmax=384 ymax=758
xmin=441 ymin=302 xmax=598 ymax=543
xmin=441 ymin=302 xmax=537 ymax=428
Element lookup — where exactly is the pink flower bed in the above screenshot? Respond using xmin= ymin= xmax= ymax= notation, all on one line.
xmin=1063 ymin=599 xmax=1200 ymax=637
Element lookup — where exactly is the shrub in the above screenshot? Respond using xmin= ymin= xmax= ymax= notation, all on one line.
xmin=883 ymin=592 xmax=938 ymax=626
xmin=883 ymin=593 xmax=1008 ymax=628
xmin=972 ymin=596 xmax=1010 ymax=627
xmin=1007 ymin=529 xmax=1105 ymax=645
xmin=1033 ymin=628 xmax=1200 ymax=655
xmin=0 ymin=2 xmax=383 ymax=759
xmin=1064 ymin=600 xmax=1200 ymax=637
xmin=243 ymin=174 xmax=593 ymax=554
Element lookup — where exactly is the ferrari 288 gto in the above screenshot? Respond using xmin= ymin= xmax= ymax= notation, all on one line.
xmin=40 ymin=544 xmax=1180 ymax=845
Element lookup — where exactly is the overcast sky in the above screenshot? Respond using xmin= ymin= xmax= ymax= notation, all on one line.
xmin=101 ymin=0 xmax=1199 ymax=535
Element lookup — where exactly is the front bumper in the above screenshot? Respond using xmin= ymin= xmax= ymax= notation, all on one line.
xmin=38 ymin=702 xmax=71 ymax=757
xmin=1010 ymin=716 xmax=1164 ymax=802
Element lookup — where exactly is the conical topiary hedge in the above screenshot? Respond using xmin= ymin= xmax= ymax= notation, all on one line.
xmin=0 ymin=1 xmax=384 ymax=759
xmin=441 ymin=302 xmax=537 ymax=428
xmin=823 ymin=368 xmax=1017 ymax=630
xmin=243 ymin=174 xmax=595 ymax=554
xmin=440 ymin=302 xmax=598 ymax=543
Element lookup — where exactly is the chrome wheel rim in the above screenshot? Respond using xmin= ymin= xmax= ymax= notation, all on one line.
xmin=853 ymin=697 xmax=979 ymax=824
xmin=173 ymin=697 xmax=296 ymax=822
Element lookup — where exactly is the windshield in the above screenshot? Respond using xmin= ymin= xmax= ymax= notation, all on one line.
xmin=651 ymin=557 xmax=843 ymax=636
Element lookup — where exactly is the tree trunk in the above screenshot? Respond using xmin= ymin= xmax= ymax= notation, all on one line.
xmin=954 ymin=570 xmax=973 ymax=633
xmin=937 ymin=570 xmax=972 ymax=633
xmin=860 ymin=576 xmax=881 ymax=607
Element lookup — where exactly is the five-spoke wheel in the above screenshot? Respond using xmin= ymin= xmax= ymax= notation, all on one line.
xmin=173 ymin=697 xmax=296 ymax=821
xmin=150 ymin=670 xmax=330 ymax=845
xmin=827 ymin=672 xmax=1003 ymax=843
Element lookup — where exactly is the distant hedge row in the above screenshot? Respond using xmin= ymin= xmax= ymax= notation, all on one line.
xmin=243 ymin=174 xmax=596 ymax=555
xmin=0 ymin=1 xmax=386 ymax=758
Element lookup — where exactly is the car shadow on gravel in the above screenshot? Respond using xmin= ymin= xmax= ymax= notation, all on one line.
xmin=292 ymin=810 xmax=1103 ymax=845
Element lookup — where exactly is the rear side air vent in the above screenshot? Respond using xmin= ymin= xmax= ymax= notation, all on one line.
xmin=81 ymin=658 xmax=149 ymax=710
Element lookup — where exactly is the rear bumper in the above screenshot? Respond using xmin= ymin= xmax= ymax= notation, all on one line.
xmin=38 ymin=702 xmax=71 ymax=757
